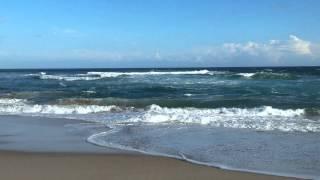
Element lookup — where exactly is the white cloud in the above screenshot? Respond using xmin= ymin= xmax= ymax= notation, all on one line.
xmin=223 ymin=35 xmax=312 ymax=56
xmin=33 ymin=35 xmax=320 ymax=66
xmin=1 ymin=35 xmax=318 ymax=67
xmin=288 ymin=35 xmax=311 ymax=55
xmin=191 ymin=35 xmax=315 ymax=63
xmin=222 ymin=41 xmax=262 ymax=56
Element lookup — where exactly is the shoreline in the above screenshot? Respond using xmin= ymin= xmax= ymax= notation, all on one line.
xmin=87 ymin=133 xmax=306 ymax=179
xmin=0 ymin=115 xmax=300 ymax=179
xmin=0 ymin=150 xmax=295 ymax=180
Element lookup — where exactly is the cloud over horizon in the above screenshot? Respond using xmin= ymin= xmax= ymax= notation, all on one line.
xmin=1 ymin=0 xmax=320 ymax=68
xmin=0 ymin=35 xmax=319 ymax=68
xmin=181 ymin=35 xmax=318 ymax=66
xmin=194 ymin=35 xmax=314 ymax=59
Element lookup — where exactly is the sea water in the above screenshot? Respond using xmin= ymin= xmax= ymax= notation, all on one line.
xmin=0 ymin=67 xmax=319 ymax=178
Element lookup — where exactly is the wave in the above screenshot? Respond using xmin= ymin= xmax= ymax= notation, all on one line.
xmin=125 ymin=105 xmax=319 ymax=132
xmin=26 ymin=70 xmax=217 ymax=81
xmin=34 ymin=72 xmax=102 ymax=81
xmin=82 ymin=90 xmax=96 ymax=94
xmin=26 ymin=70 xmax=299 ymax=81
xmin=87 ymin=69 xmax=212 ymax=77
xmin=0 ymin=98 xmax=26 ymax=104
xmin=236 ymin=73 xmax=255 ymax=78
xmin=0 ymin=98 xmax=318 ymax=132
xmin=236 ymin=72 xmax=297 ymax=80
xmin=0 ymin=98 xmax=120 ymax=114
xmin=184 ymin=93 xmax=193 ymax=97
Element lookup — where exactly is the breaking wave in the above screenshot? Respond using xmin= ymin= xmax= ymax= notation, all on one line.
xmin=25 ymin=70 xmax=300 ymax=81
xmin=237 ymin=72 xmax=297 ymax=80
xmin=87 ymin=70 xmax=212 ymax=77
xmin=236 ymin=73 xmax=255 ymax=78
xmin=29 ymin=72 xmax=102 ymax=81
xmin=126 ymin=105 xmax=318 ymax=132
xmin=27 ymin=70 xmax=214 ymax=81
xmin=0 ymin=98 xmax=26 ymax=104
xmin=0 ymin=98 xmax=119 ymax=114
xmin=0 ymin=98 xmax=318 ymax=132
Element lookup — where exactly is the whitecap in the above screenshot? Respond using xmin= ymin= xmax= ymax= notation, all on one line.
xmin=125 ymin=105 xmax=318 ymax=132
xmin=82 ymin=90 xmax=96 ymax=94
xmin=0 ymin=99 xmax=120 ymax=115
xmin=0 ymin=99 xmax=317 ymax=132
xmin=184 ymin=93 xmax=193 ymax=97
xmin=87 ymin=69 xmax=212 ymax=78
xmin=237 ymin=73 xmax=255 ymax=78
xmin=29 ymin=70 xmax=217 ymax=81
xmin=39 ymin=74 xmax=101 ymax=81
xmin=0 ymin=98 xmax=26 ymax=104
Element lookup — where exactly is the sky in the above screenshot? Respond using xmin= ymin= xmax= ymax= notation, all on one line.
xmin=0 ymin=0 xmax=319 ymax=68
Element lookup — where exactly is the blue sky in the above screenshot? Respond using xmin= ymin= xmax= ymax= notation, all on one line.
xmin=0 ymin=0 xmax=319 ymax=68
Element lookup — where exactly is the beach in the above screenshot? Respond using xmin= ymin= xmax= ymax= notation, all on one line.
xmin=0 ymin=115 xmax=294 ymax=180
xmin=0 ymin=151 xmax=293 ymax=180
xmin=1 ymin=0 xmax=320 ymax=178
xmin=0 ymin=68 xmax=319 ymax=179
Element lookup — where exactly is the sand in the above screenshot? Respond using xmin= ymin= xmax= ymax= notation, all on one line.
xmin=0 ymin=115 xmax=298 ymax=180
xmin=0 ymin=151 xmax=296 ymax=180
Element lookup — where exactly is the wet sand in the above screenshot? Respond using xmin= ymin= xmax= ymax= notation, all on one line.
xmin=0 ymin=115 xmax=297 ymax=180
xmin=0 ymin=151 xmax=295 ymax=180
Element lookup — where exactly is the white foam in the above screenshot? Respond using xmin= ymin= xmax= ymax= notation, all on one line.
xmin=82 ymin=90 xmax=96 ymax=94
xmin=0 ymin=99 xmax=119 ymax=114
xmin=237 ymin=73 xmax=255 ymax=78
xmin=0 ymin=99 xmax=317 ymax=132
xmin=28 ymin=70 xmax=215 ymax=81
xmin=26 ymin=72 xmax=102 ymax=81
xmin=126 ymin=105 xmax=318 ymax=132
xmin=39 ymin=74 xmax=101 ymax=81
xmin=87 ymin=70 xmax=211 ymax=78
xmin=0 ymin=98 xmax=26 ymax=104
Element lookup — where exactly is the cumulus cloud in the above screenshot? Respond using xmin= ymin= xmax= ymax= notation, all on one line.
xmin=1 ymin=35 xmax=319 ymax=67
xmin=188 ymin=35 xmax=316 ymax=66
xmin=220 ymin=35 xmax=312 ymax=57
xmin=288 ymin=35 xmax=311 ymax=55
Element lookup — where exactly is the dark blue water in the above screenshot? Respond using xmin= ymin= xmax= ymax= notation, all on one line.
xmin=0 ymin=67 xmax=320 ymax=178
xmin=1 ymin=67 xmax=320 ymax=109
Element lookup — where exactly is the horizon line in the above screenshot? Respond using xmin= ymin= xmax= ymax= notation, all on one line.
xmin=0 ymin=65 xmax=319 ymax=70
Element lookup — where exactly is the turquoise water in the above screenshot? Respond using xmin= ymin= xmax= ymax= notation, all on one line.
xmin=0 ymin=67 xmax=319 ymax=178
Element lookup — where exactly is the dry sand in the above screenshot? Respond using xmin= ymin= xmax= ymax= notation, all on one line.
xmin=0 ymin=151 xmax=296 ymax=180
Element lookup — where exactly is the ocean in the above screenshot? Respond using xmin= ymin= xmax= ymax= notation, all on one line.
xmin=0 ymin=67 xmax=319 ymax=178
